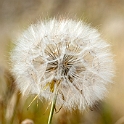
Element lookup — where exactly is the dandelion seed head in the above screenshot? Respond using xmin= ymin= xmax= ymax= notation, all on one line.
xmin=11 ymin=19 xmax=114 ymax=110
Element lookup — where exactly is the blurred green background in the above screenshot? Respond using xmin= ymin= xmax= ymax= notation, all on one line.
xmin=0 ymin=0 xmax=124 ymax=124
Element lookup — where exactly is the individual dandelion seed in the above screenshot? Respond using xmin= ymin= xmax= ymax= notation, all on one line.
xmin=10 ymin=19 xmax=115 ymax=113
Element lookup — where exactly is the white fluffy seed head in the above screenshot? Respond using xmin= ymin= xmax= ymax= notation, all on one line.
xmin=10 ymin=19 xmax=114 ymax=111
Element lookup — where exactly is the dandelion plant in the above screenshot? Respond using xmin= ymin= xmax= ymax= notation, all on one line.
xmin=10 ymin=19 xmax=114 ymax=124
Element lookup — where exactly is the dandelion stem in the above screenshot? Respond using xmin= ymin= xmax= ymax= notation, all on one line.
xmin=48 ymin=92 xmax=58 ymax=124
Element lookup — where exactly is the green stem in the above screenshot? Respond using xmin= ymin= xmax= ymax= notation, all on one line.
xmin=48 ymin=92 xmax=58 ymax=124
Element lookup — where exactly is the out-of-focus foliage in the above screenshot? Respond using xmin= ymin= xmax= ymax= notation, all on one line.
xmin=0 ymin=0 xmax=124 ymax=124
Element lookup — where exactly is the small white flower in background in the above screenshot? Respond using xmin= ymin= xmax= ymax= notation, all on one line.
xmin=10 ymin=19 xmax=114 ymax=111
xmin=21 ymin=119 xmax=34 ymax=124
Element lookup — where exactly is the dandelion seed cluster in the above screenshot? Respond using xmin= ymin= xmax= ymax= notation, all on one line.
xmin=11 ymin=19 xmax=114 ymax=110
